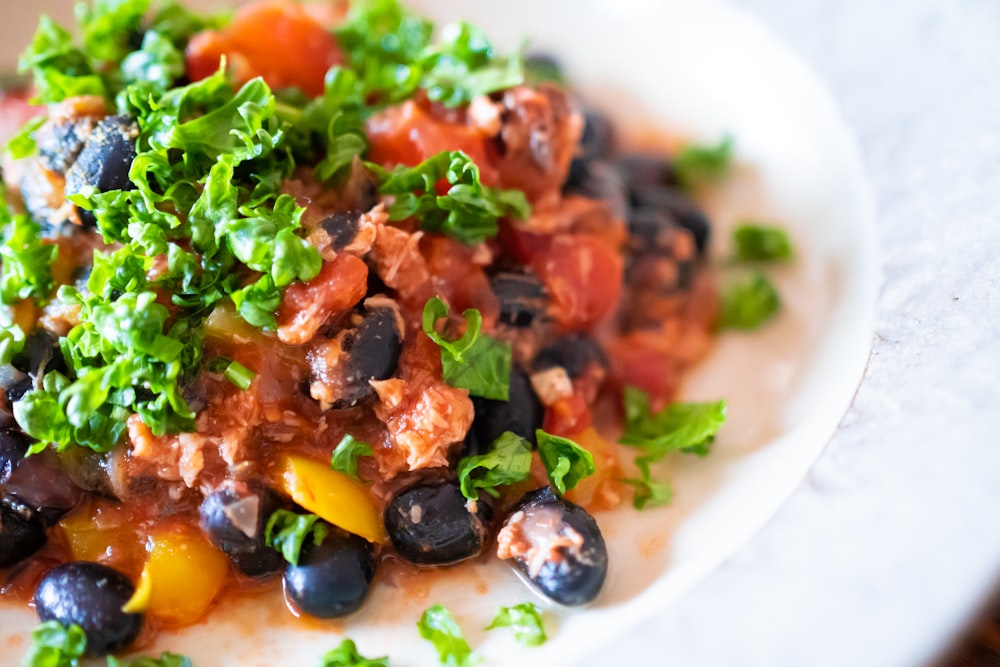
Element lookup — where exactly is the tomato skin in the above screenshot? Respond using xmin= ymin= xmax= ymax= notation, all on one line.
xmin=186 ymin=0 xmax=341 ymax=96
xmin=276 ymin=253 xmax=368 ymax=344
xmin=528 ymin=233 xmax=623 ymax=332
xmin=542 ymin=390 xmax=593 ymax=438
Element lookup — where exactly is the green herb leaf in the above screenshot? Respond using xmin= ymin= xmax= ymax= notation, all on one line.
xmin=719 ymin=272 xmax=781 ymax=330
xmin=106 ymin=652 xmax=194 ymax=667
xmin=370 ymin=150 xmax=530 ymax=246
xmin=536 ymin=430 xmax=595 ymax=495
xmin=121 ymin=31 xmax=185 ymax=91
xmin=319 ymin=639 xmax=389 ymax=667
xmin=731 ymin=223 xmax=793 ymax=262
xmin=23 ymin=620 xmax=87 ymax=667
xmin=486 ymin=602 xmax=547 ymax=646
xmin=416 ymin=604 xmax=478 ymax=667
xmin=0 ymin=211 xmax=57 ymax=305
xmin=264 ymin=510 xmax=329 ymax=567
xmin=674 ymin=136 xmax=733 ymax=190
xmin=19 ymin=15 xmax=105 ymax=104
xmin=331 ymin=434 xmax=374 ymax=480
xmin=421 ymin=296 xmax=511 ymax=400
xmin=456 ymin=431 xmax=533 ymax=500
xmin=6 ymin=115 xmax=45 ymax=160
xmin=206 ymin=358 xmax=255 ymax=391
xmin=618 ymin=386 xmax=726 ymax=508
xmin=621 ymin=386 xmax=727 ymax=458
xmin=77 ymin=0 xmax=152 ymax=65
xmin=418 ymin=22 xmax=524 ymax=107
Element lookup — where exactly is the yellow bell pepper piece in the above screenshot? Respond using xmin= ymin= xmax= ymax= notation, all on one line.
xmin=140 ymin=526 xmax=230 ymax=626
xmin=274 ymin=453 xmax=387 ymax=545
xmin=57 ymin=500 xmax=143 ymax=575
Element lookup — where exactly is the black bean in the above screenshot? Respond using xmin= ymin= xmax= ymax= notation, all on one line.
xmin=385 ymin=481 xmax=492 ymax=566
xmin=200 ymin=481 xmax=285 ymax=577
xmin=616 ymin=152 xmax=680 ymax=190
xmin=499 ymin=487 xmax=608 ymax=606
xmin=0 ymin=429 xmax=81 ymax=525
xmin=12 ymin=328 xmax=66 ymax=378
xmin=0 ymin=497 xmax=46 ymax=568
xmin=6 ymin=376 xmax=32 ymax=404
xmin=320 ymin=210 xmax=363 ymax=251
xmin=492 ymin=271 xmax=548 ymax=328
xmin=629 ymin=186 xmax=711 ymax=254
xmin=36 ymin=117 xmax=97 ymax=175
xmin=64 ymin=116 xmax=138 ymax=195
xmin=283 ymin=525 xmax=376 ymax=618
xmin=533 ymin=334 xmax=608 ymax=379
xmin=579 ymin=108 xmax=615 ymax=160
xmin=562 ymin=158 xmax=629 ymax=220
xmin=468 ymin=365 xmax=543 ymax=455
xmin=34 ymin=562 xmax=143 ymax=656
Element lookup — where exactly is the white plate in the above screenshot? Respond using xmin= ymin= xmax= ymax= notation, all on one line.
xmin=0 ymin=1 xmax=878 ymax=665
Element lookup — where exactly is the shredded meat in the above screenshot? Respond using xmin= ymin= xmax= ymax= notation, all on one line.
xmin=370 ymin=335 xmax=473 ymax=476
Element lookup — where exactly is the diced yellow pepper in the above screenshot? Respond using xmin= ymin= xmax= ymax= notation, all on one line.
xmin=274 ymin=453 xmax=387 ymax=545
xmin=140 ymin=526 xmax=230 ymax=626
xmin=57 ymin=500 xmax=143 ymax=576
xmin=565 ymin=426 xmax=625 ymax=512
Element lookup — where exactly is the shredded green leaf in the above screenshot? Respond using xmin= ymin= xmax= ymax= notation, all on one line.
xmin=319 ymin=639 xmax=389 ymax=667
xmin=674 ymin=136 xmax=733 ymax=191
xmin=0 ymin=210 xmax=56 ymax=305
xmin=732 ymin=223 xmax=793 ymax=262
xmin=719 ymin=272 xmax=781 ymax=330
xmin=264 ymin=510 xmax=329 ymax=567
xmin=486 ymin=602 xmax=547 ymax=646
xmin=416 ymin=604 xmax=478 ymax=667
xmin=331 ymin=434 xmax=374 ymax=480
xmin=536 ymin=430 xmax=595 ymax=495
xmin=456 ymin=431 xmax=533 ymax=500
xmin=106 ymin=652 xmax=194 ymax=667
xmin=23 ymin=621 xmax=87 ymax=667
xmin=421 ymin=296 xmax=512 ymax=400
xmin=369 ymin=150 xmax=530 ymax=246
xmin=618 ymin=386 xmax=726 ymax=509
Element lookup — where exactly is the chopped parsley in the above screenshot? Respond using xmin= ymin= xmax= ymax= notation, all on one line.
xmin=421 ymin=296 xmax=512 ymax=400
xmin=23 ymin=621 xmax=87 ymax=667
xmin=106 ymin=653 xmax=194 ymax=667
xmin=486 ymin=602 xmax=547 ymax=646
xmin=456 ymin=431 xmax=533 ymax=500
xmin=0 ymin=209 xmax=56 ymax=305
xmin=719 ymin=272 xmax=781 ymax=330
xmin=319 ymin=639 xmax=389 ymax=667
xmin=416 ymin=604 xmax=478 ymax=667
xmin=732 ymin=223 xmax=794 ymax=263
xmin=536 ymin=430 xmax=595 ymax=496
xmin=369 ymin=150 xmax=530 ymax=246
xmin=674 ymin=136 xmax=733 ymax=191
xmin=264 ymin=510 xmax=328 ymax=566
xmin=331 ymin=434 xmax=374 ymax=480
xmin=619 ymin=386 xmax=727 ymax=509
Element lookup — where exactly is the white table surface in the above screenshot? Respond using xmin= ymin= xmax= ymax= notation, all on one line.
xmin=583 ymin=0 xmax=1000 ymax=665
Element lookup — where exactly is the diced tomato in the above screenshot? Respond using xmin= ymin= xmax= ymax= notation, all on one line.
xmin=611 ymin=331 xmax=683 ymax=409
xmin=276 ymin=252 xmax=368 ymax=344
xmin=365 ymin=101 xmax=499 ymax=184
xmin=0 ymin=89 xmax=42 ymax=146
xmin=186 ymin=0 xmax=342 ymax=97
xmin=542 ymin=390 xmax=592 ymax=438
xmin=527 ymin=233 xmax=623 ymax=331
xmin=422 ymin=235 xmax=499 ymax=325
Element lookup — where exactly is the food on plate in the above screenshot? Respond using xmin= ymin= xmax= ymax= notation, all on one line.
xmin=0 ymin=0 xmax=745 ymax=660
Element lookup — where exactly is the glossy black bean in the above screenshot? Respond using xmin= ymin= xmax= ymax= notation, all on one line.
xmin=283 ymin=525 xmax=376 ymax=618
xmin=579 ymin=108 xmax=615 ymax=160
xmin=320 ymin=210 xmax=363 ymax=251
xmin=492 ymin=271 xmax=548 ymax=328
xmin=6 ymin=376 xmax=32 ymax=404
xmin=468 ymin=365 xmax=543 ymax=454
xmin=501 ymin=487 xmax=607 ymax=606
xmin=385 ymin=481 xmax=492 ymax=566
xmin=562 ymin=158 xmax=629 ymax=220
xmin=0 ymin=429 xmax=81 ymax=525
xmin=64 ymin=116 xmax=138 ymax=195
xmin=0 ymin=497 xmax=46 ymax=568
xmin=629 ymin=186 xmax=711 ymax=254
xmin=200 ymin=481 xmax=285 ymax=576
xmin=616 ymin=152 xmax=680 ymax=190
xmin=34 ymin=562 xmax=143 ymax=656
xmin=12 ymin=328 xmax=66 ymax=377
xmin=533 ymin=334 xmax=608 ymax=380
xmin=338 ymin=306 xmax=403 ymax=407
